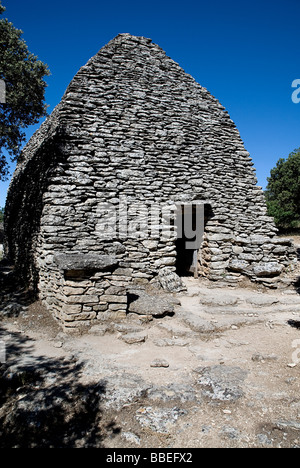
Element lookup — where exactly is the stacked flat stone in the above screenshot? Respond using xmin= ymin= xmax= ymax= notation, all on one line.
xmin=4 ymin=33 xmax=296 ymax=329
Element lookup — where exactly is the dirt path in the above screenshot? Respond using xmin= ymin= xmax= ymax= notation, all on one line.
xmin=1 ymin=271 xmax=300 ymax=448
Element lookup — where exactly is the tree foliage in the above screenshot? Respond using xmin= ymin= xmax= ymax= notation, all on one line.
xmin=0 ymin=1 xmax=50 ymax=180
xmin=265 ymin=148 xmax=300 ymax=228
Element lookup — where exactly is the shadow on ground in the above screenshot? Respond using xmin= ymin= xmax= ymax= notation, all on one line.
xmin=0 ymin=328 xmax=119 ymax=448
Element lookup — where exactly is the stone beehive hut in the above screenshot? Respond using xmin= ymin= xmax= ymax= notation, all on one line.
xmin=4 ymin=34 xmax=295 ymax=330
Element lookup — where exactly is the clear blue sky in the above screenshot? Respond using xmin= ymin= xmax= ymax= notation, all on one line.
xmin=1 ymin=0 xmax=300 ymax=207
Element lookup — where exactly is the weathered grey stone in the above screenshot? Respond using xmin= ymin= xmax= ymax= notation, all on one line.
xmin=128 ymin=291 xmax=174 ymax=317
xmin=220 ymin=426 xmax=241 ymax=440
xmin=252 ymin=262 xmax=284 ymax=277
xmin=245 ymin=295 xmax=279 ymax=307
xmin=54 ymin=253 xmax=118 ymax=271
xmin=150 ymin=359 xmax=170 ymax=368
xmin=251 ymin=353 xmax=278 ymax=362
xmin=101 ymin=373 xmax=151 ymax=410
xmin=121 ymin=432 xmax=141 ymax=446
xmin=200 ymin=295 xmax=239 ymax=307
xmin=88 ymin=324 xmax=110 ymax=336
xmin=206 ymin=233 xmax=235 ymax=242
xmin=249 ymin=235 xmax=270 ymax=245
xmin=99 ymin=295 xmax=127 ymax=303
xmin=113 ymin=268 xmax=133 ymax=276
xmin=67 ymin=295 xmax=99 ymax=304
xmin=135 ymin=406 xmax=187 ymax=433
xmin=272 ymin=237 xmax=293 ymax=245
xmin=147 ymin=383 xmax=197 ymax=402
xmin=113 ymin=323 xmax=144 ymax=333
xmin=275 ymin=420 xmax=300 ymax=431
xmin=61 ymin=304 xmax=82 ymax=314
xmin=153 ymin=338 xmax=190 ymax=347
xmin=120 ymin=332 xmax=147 ymax=344
xmin=158 ymin=268 xmax=186 ymax=292
xmin=194 ymin=365 xmax=247 ymax=401
xmin=62 ymin=286 xmax=86 ymax=296
xmin=229 ymin=259 xmax=250 ymax=273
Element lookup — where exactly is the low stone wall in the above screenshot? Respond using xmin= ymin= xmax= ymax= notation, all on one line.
xmin=40 ymin=253 xmax=130 ymax=330
xmin=200 ymin=229 xmax=296 ymax=285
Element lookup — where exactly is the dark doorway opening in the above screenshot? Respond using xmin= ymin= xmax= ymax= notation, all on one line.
xmin=175 ymin=203 xmax=209 ymax=277
xmin=175 ymin=236 xmax=195 ymax=276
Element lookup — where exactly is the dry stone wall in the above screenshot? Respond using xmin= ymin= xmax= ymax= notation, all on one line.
xmin=4 ymin=34 xmax=296 ymax=329
xmin=41 ymin=253 xmax=129 ymax=330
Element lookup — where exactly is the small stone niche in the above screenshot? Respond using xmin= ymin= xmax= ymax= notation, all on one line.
xmin=49 ymin=253 xmax=131 ymax=331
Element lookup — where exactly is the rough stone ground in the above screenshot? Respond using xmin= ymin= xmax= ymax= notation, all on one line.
xmin=1 ymin=243 xmax=300 ymax=447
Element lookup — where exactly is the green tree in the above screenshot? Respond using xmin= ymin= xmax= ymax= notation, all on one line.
xmin=265 ymin=148 xmax=300 ymax=228
xmin=0 ymin=206 xmax=4 ymax=222
xmin=0 ymin=1 xmax=50 ymax=180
